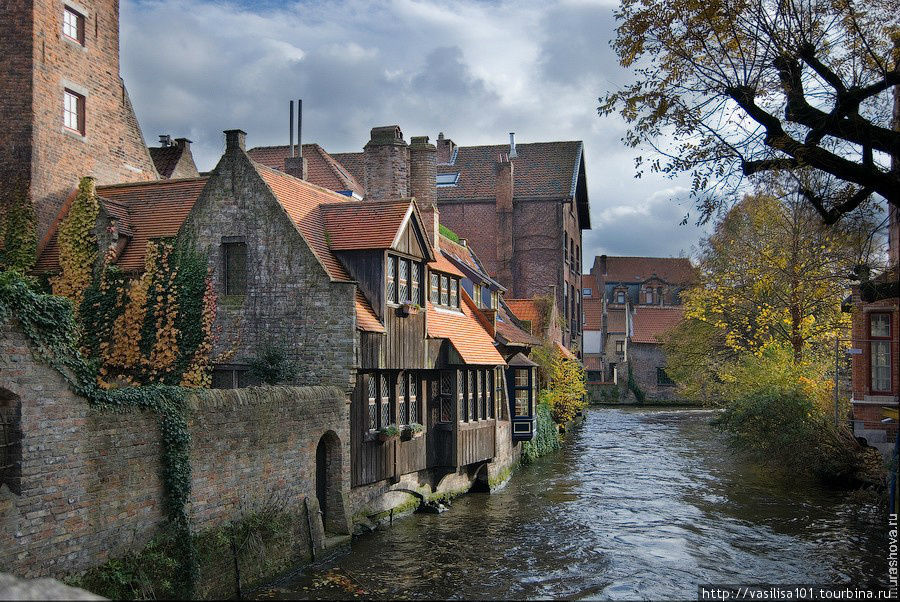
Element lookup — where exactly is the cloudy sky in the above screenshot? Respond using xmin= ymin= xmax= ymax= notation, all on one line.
xmin=121 ymin=0 xmax=708 ymax=268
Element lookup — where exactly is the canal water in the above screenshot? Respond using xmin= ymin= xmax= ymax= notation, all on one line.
xmin=258 ymin=407 xmax=886 ymax=600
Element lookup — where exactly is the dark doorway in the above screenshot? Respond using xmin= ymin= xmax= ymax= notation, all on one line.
xmin=315 ymin=431 xmax=343 ymax=533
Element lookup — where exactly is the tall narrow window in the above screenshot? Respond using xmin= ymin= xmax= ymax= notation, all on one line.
xmin=367 ymin=374 xmax=377 ymax=431
xmin=398 ymin=372 xmax=407 ymax=425
xmin=514 ymin=368 xmax=531 ymax=417
xmin=441 ymin=275 xmax=449 ymax=306
xmin=440 ymin=372 xmax=453 ymax=423
xmin=408 ymin=374 xmax=418 ymax=424
xmin=63 ymin=6 xmax=85 ymax=45
xmin=456 ymin=370 xmax=464 ymax=422
xmin=63 ymin=89 xmax=85 ymax=135
xmin=450 ymin=278 xmax=458 ymax=308
xmin=380 ymin=374 xmax=391 ymax=427
xmin=223 ymin=242 xmax=247 ymax=295
xmin=478 ymin=371 xmax=486 ymax=420
xmin=473 ymin=284 xmax=482 ymax=308
xmin=411 ymin=263 xmax=420 ymax=304
xmin=430 ymin=271 xmax=439 ymax=304
xmin=398 ymin=258 xmax=409 ymax=303
xmin=871 ymin=313 xmax=892 ymax=393
xmin=616 ymin=290 xmax=626 ymax=304
xmin=387 ymin=256 xmax=396 ymax=303
xmin=488 ymin=370 xmax=495 ymax=419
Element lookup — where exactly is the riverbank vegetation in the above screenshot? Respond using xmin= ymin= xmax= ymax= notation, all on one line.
xmin=662 ymin=189 xmax=886 ymax=487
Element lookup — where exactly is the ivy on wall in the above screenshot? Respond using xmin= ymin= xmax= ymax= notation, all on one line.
xmin=51 ymin=177 xmax=100 ymax=306
xmin=0 ymin=271 xmax=197 ymax=595
xmin=0 ymin=190 xmax=37 ymax=274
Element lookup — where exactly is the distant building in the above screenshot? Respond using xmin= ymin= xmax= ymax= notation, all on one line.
xmin=583 ymin=255 xmax=695 ymax=401
xmin=149 ymin=136 xmax=200 ymax=180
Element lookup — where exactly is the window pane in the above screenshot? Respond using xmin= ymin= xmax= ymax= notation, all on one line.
xmin=409 ymin=374 xmax=418 ymax=424
xmin=367 ymin=374 xmax=377 ymax=431
xmin=399 ymin=259 xmax=408 ymax=303
xmin=441 ymin=275 xmax=449 ymax=306
xmin=515 ymin=368 xmax=528 ymax=387
xmin=430 ymin=272 xmax=439 ymax=304
xmin=387 ymin=256 xmax=396 ymax=303
xmin=468 ymin=370 xmax=475 ymax=421
xmin=871 ymin=341 xmax=892 ymax=392
xmin=224 ymin=243 xmax=247 ymax=295
xmin=411 ymin=263 xmax=420 ymax=304
xmin=63 ymin=8 xmax=83 ymax=43
xmin=380 ymin=374 xmax=390 ymax=427
xmin=398 ymin=373 xmax=407 ymax=426
xmin=450 ymin=278 xmax=458 ymax=308
xmin=515 ymin=390 xmax=529 ymax=417
xmin=871 ymin=314 xmax=891 ymax=338
xmin=457 ymin=370 xmax=464 ymax=422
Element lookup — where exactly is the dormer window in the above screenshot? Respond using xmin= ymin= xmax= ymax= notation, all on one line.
xmin=386 ymin=254 xmax=423 ymax=305
xmin=615 ymin=290 xmax=626 ymax=304
xmin=430 ymin=270 xmax=461 ymax=310
xmin=63 ymin=6 xmax=85 ymax=45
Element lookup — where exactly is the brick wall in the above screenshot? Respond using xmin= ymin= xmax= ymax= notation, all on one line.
xmin=849 ymin=292 xmax=899 ymax=402
xmin=179 ymin=145 xmax=358 ymax=392
xmin=0 ymin=321 xmax=350 ymax=579
xmin=1 ymin=0 xmax=157 ymax=241
xmin=628 ymin=343 xmax=681 ymax=401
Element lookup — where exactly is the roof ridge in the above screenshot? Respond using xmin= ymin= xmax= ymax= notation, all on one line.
xmin=96 ymin=176 xmax=208 ymax=190
xmin=250 ymin=159 xmax=354 ymax=204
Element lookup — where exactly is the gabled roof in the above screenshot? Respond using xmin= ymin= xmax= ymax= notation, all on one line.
xmin=582 ymin=274 xmax=598 ymax=297
xmin=247 ymin=144 xmax=365 ymax=196
xmin=607 ymin=308 xmax=628 ymax=333
xmin=440 ymin=235 xmax=506 ymax=292
xmin=429 ymin=251 xmax=465 ymax=278
xmin=251 ymin=161 xmax=384 ymax=331
xmin=426 ymin=290 xmax=505 ymax=365
xmin=149 ymin=141 xmax=199 ymax=180
xmin=595 ymin=256 xmax=696 ymax=285
xmin=495 ymin=308 xmax=541 ymax=347
xmin=35 ymin=178 xmax=209 ymax=273
xmin=321 ymin=199 xmax=417 ymax=251
xmin=631 ymin=306 xmax=684 ymax=344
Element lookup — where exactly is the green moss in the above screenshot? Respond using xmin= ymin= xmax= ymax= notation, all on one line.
xmin=522 ymin=402 xmax=561 ymax=464
xmin=439 ymin=224 xmax=460 ymax=243
xmin=488 ymin=465 xmax=514 ymax=489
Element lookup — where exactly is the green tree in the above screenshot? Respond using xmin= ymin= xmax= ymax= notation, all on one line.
xmin=600 ymin=0 xmax=899 ymax=224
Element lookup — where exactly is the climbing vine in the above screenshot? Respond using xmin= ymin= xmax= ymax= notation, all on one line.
xmin=0 ymin=189 xmax=37 ymax=274
xmin=51 ymin=177 xmax=100 ymax=307
xmin=0 ymin=271 xmax=197 ymax=594
xmin=81 ymin=239 xmax=216 ymax=388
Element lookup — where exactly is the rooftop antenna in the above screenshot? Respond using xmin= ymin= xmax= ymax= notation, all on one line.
xmin=290 ymin=100 xmax=296 ymax=157
xmin=298 ymin=99 xmax=303 ymax=159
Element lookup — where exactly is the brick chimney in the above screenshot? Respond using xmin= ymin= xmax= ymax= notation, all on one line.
xmin=284 ymin=155 xmax=308 ymax=180
xmin=224 ymin=129 xmax=246 ymax=153
xmin=436 ymin=132 xmax=456 ymax=164
xmin=600 ymin=254 xmax=608 ymax=276
xmin=409 ymin=135 xmax=439 ymax=251
xmin=364 ymin=125 xmax=409 ymax=200
xmin=495 ymin=152 xmax=515 ymax=287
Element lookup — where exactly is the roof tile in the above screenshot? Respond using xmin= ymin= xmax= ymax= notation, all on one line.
xmin=631 ymin=306 xmax=684 ymax=344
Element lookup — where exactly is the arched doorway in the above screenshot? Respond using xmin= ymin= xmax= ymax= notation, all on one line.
xmin=315 ymin=431 xmax=343 ymax=534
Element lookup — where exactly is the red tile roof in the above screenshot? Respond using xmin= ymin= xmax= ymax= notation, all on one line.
xmin=631 ymin=306 xmax=684 ymax=344
xmin=555 ymin=341 xmax=576 ymax=360
xmin=582 ymin=274 xmax=598 ymax=297
xmin=495 ymin=310 xmax=541 ymax=347
xmin=321 ymin=199 xmax=413 ymax=251
xmin=35 ymin=178 xmax=209 ymax=273
xmin=596 ymin=256 xmax=696 ymax=284
xmin=607 ymin=308 xmax=628 ymax=333
xmin=426 ymin=292 xmax=505 ymax=365
xmin=583 ymin=354 xmax=602 ymax=371
xmin=247 ymin=144 xmax=364 ymax=196
xmin=148 ymin=145 xmax=187 ymax=179
xmin=429 ymin=251 xmax=465 ymax=278
xmin=505 ymin=299 xmax=540 ymax=329
xmin=583 ymin=298 xmax=603 ymax=330
xmin=356 ymin=290 xmax=385 ymax=333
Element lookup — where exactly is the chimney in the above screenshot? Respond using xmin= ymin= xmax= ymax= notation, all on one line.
xmin=600 ymin=254 xmax=608 ymax=277
xmin=174 ymin=137 xmax=191 ymax=151
xmin=409 ymin=135 xmax=439 ymax=251
xmin=436 ymin=131 xmax=456 ymax=164
xmin=224 ymin=129 xmax=246 ymax=152
xmin=495 ymin=153 xmax=515 ymax=288
xmin=364 ymin=125 xmax=409 ymax=200
xmin=158 ymin=134 xmax=173 ymax=147
xmin=284 ymin=155 xmax=308 ymax=180
xmin=509 ymin=132 xmax=517 ymax=159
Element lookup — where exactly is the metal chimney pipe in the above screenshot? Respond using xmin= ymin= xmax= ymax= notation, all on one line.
xmin=289 ymin=100 xmax=294 ymax=158
xmin=509 ymin=132 xmax=517 ymax=159
xmin=298 ymin=99 xmax=303 ymax=159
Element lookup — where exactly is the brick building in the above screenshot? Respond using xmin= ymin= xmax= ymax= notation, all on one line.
xmin=582 ymin=255 xmax=695 ymax=401
xmin=248 ymin=131 xmax=591 ymax=357
xmin=0 ymin=0 xmax=159 ymax=240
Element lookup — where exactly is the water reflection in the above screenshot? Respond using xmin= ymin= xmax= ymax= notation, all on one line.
xmin=260 ymin=408 xmax=885 ymax=600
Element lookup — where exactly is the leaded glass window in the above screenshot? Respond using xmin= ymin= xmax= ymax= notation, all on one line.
xmin=398 ymin=373 xmax=407 ymax=425
xmin=440 ymin=372 xmax=453 ymax=423
xmin=468 ymin=370 xmax=475 ymax=421
xmin=871 ymin=314 xmax=892 ymax=393
xmin=380 ymin=374 xmax=391 ymax=427
xmin=411 ymin=263 xmax=420 ymax=304
xmin=450 ymin=278 xmax=458 ymax=308
xmin=488 ymin=370 xmax=495 ymax=419
xmin=457 ymin=370 xmax=465 ymax=422
xmin=430 ymin=272 xmax=439 ymax=304
xmin=409 ymin=374 xmax=418 ymax=424
xmin=399 ymin=259 xmax=409 ymax=303
xmin=367 ymin=374 xmax=377 ymax=431
xmin=387 ymin=256 xmax=396 ymax=304
xmin=441 ymin=275 xmax=449 ymax=306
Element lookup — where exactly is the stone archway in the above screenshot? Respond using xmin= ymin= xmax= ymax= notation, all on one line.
xmin=315 ymin=430 xmax=346 ymax=534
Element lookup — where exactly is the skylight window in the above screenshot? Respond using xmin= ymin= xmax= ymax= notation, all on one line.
xmin=436 ymin=172 xmax=460 ymax=187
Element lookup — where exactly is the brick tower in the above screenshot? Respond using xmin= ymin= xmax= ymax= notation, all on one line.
xmin=0 ymin=0 xmax=158 ymax=241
